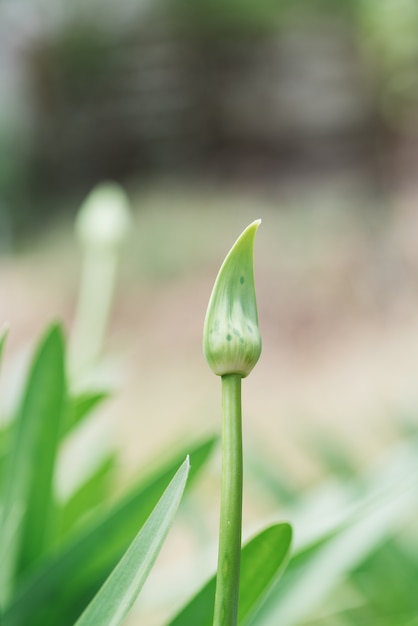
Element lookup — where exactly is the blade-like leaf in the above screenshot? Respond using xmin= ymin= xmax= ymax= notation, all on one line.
xmin=167 ymin=523 xmax=292 ymax=626
xmin=63 ymin=391 xmax=109 ymax=436
xmin=75 ymin=456 xmax=190 ymax=626
xmin=0 ymin=327 xmax=7 ymax=365
xmin=0 ymin=424 xmax=11 ymax=484
xmin=17 ymin=325 xmax=67 ymax=573
xmin=0 ymin=328 xmax=10 ymax=484
xmin=54 ymin=454 xmax=117 ymax=543
xmin=3 ymin=436 xmax=217 ymax=626
xmin=0 ymin=324 xmax=66 ymax=603
xmin=238 ymin=523 xmax=292 ymax=623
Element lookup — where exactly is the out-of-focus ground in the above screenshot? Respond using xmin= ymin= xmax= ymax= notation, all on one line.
xmin=3 ymin=179 xmax=418 ymax=488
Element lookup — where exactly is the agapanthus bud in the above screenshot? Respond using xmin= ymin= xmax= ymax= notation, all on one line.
xmin=70 ymin=182 xmax=131 ymax=377
xmin=203 ymin=220 xmax=262 ymax=378
xmin=76 ymin=182 xmax=131 ymax=250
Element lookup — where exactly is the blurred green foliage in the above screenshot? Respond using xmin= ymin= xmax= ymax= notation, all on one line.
xmin=0 ymin=323 xmax=217 ymax=625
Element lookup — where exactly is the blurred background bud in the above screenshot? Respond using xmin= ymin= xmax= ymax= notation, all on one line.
xmin=76 ymin=182 xmax=131 ymax=250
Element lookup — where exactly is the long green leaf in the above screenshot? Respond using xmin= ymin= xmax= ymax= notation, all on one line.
xmin=0 ymin=424 xmax=11 ymax=486
xmin=3 ymin=435 xmax=217 ymax=626
xmin=0 ymin=324 xmax=66 ymax=604
xmin=0 ymin=327 xmax=10 ymax=486
xmin=17 ymin=325 xmax=67 ymax=573
xmin=167 ymin=523 xmax=292 ymax=626
xmin=54 ymin=453 xmax=117 ymax=544
xmin=238 ymin=523 xmax=292 ymax=623
xmin=75 ymin=456 xmax=190 ymax=626
xmin=0 ymin=327 xmax=7 ymax=365
xmin=63 ymin=391 xmax=109 ymax=436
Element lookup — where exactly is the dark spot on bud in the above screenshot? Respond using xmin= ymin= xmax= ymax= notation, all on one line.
xmin=226 ymin=334 xmax=232 ymax=341
xmin=240 ymin=276 xmax=245 ymax=284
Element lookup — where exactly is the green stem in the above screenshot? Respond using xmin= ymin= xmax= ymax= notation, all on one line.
xmin=213 ymin=373 xmax=243 ymax=626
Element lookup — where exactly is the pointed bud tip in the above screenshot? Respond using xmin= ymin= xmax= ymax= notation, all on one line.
xmin=203 ymin=220 xmax=262 ymax=378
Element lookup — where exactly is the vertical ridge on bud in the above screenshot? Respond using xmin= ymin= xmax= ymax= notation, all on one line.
xmin=203 ymin=220 xmax=262 ymax=378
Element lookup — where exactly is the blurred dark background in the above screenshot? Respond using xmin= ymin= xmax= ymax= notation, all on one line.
xmin=1 ymin=0 xmax=418 ymax=244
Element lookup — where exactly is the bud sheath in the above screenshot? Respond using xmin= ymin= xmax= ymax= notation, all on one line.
xmin=203 ymin=220 xmax=262 ymax=378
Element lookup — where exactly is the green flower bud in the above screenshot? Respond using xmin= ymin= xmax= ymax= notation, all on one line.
xmin=203 ymin=220 xmax=262 ymax=378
